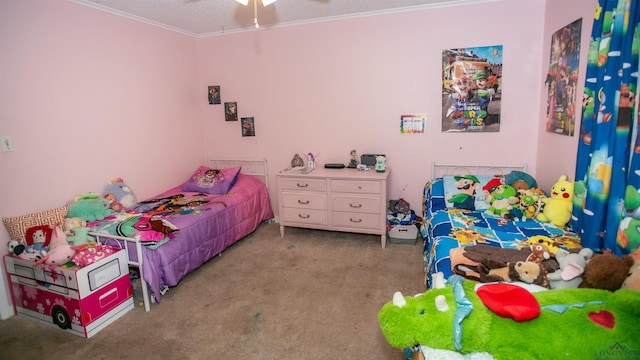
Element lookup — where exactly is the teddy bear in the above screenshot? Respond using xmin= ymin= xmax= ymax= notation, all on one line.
xmin=621 ymin=258 xmax=640 ymax=291
xmin=579 ymin=250 xmax=634 ymax=291
xmin=537 ymin=175 xmax=574 ymax=228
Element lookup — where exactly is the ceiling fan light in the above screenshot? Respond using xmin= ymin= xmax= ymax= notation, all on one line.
xmin=235 ymin=0 xmax=249 ymax=5
xmin=262 ymin=0 xmax=277 ymax=6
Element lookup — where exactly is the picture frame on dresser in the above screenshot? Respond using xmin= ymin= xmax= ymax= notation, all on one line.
xmin=276 ymin=167 xmax=390 ymax=248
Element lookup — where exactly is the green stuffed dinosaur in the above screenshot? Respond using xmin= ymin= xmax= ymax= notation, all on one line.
xmin=379 ymin=275 xmax=640 ymax=360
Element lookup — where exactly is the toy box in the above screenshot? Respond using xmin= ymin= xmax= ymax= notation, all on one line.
xmin=388 ymin=225 xmax=418 ymax=245
xmin=3 ymin=248 xmax=133 ymax=338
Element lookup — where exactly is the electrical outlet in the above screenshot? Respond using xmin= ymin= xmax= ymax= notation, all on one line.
xmin=1 ymin=136 xmax=14 ymax=152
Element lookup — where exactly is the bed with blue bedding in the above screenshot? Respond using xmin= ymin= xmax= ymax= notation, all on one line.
xmin=420 ymin=164 xmax=580 ymax=289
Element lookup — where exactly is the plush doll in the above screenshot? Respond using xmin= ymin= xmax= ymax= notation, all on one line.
xmin=505 ymin=170 xmax=538 ymax=194
xmin=537 ymin=175 xmax=574 ymax=228
xmin=68 ymin=195 xmax=114 ymax=222
xmin=33 ymin=226 xmax=79 ymax=266
xmin=62 ymin=217 xmax=87 ymax=236
xmin=102 ymin=178 xmax=138 ymax=212
xmin=379 ymin=275 xmax=640 ymax=359
xmin=24 ymin=225 xmax=52 ymax=255
xmin=484 ymin=184 xmax=518 ymax=217
xmin=7 ymin=240 xmax=27 ymax=259
xmin=621 ymin=258 xmax=640 ymax=291
xmin=580 ymin=251 xmax=634 ymax=291
xmin=547 ymin=248 xmax=593 ymax=289
xmin=67 ymin=226 xmax=95 ymax=246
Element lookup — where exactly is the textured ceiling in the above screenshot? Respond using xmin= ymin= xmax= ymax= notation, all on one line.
xmin=70 ymin=0 xmax=500 ymax=37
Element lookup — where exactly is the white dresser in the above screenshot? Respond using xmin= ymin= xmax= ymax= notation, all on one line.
xmin=276 ymin=167 xmax=390 ymax=248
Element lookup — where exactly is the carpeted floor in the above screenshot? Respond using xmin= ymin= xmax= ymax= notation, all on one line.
xmin=0 ymin=222 xmax=425 ymax=359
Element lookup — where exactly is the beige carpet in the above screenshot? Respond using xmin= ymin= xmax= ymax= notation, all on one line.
xmin=0 ymin=222 xmax=425 ymax=359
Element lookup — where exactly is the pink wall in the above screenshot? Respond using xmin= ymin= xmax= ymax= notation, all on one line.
xmin=535 ymin=0 xmax=597 ymax=190
xmin=0 ymin=0 xmax=595 ymax=318
xmin=0 ymin=0 xmax=201 ymax=317
xmin=198 ymin=0 xmax=551 ymax=212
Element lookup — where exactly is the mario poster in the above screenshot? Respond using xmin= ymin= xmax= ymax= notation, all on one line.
xmin=545 ymin=18 xmax=582 ymax=136
xmin=442 ymin=45 xmax=503 ymax=132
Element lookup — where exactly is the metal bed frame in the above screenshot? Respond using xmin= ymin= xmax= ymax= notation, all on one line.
xmin=431 ymin=162 xmax=527 ymax=179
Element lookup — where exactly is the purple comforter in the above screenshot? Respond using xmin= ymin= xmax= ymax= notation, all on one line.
xmin=98 ymin=173 xmax=273 ymax=302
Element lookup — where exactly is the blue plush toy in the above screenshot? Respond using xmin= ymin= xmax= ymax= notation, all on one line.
xmin=102 ymin=178 xmax=138 ymax=212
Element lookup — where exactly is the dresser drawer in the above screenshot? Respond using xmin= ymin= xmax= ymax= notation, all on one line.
xmin=282 ymin=192 xmax=327 ymax=210
xmin=331 ymin=195 xmax=381 ymax=213
xmin=281 ymin=208 xmax=328 ymax=225
xmin=331 ymin=212 xmax=381 ymax=230
xmin=280 ymin=178 xmax=327 ymax=192
xmin=330 ymin=179 xmax=381 ymax=194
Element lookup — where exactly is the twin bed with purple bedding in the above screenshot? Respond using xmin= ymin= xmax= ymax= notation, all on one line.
xmin=89 ymin=159 xmax=274 ymax=311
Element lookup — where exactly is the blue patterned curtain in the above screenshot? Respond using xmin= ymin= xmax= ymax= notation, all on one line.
xmin=572 ymin=0 xmax=640 ymax=256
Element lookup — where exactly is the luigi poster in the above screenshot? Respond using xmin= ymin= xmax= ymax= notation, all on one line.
xmin=442 ymin=45 xmax=503 ymax=132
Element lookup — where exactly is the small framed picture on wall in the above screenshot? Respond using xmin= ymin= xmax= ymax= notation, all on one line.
xmin=208 ymin=85 xmax=221 ymax=104
xmin=225 ymin=102 xmax=238 ymax=121
xmin=241 ymin=117 xmax=255 ymax=137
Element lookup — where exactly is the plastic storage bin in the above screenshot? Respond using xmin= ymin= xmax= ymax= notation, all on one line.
xmin=388 ymin=225 xmax=418 ymax=245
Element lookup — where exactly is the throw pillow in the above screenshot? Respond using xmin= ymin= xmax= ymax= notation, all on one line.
xmin=442 ymin=174 xmax=505 ymax=211
xmin=182 ymin=166 xmax=241 ymax=195
xmin=3 ymin=206 xmax=68 ymax=242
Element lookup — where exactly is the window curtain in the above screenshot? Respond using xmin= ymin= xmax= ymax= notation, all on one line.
xmin=572 ymin=0 xmax=640 ymax=257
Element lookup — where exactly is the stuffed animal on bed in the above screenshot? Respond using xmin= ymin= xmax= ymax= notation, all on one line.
xmin=484 ymin=184 xmax=518 ymax=218
xmin=378 ymin=274 xmax=640 ymax=360
xmin=68 ymin=194 xmax=114 ymax=222
xmin=537 ymin=175 xmax=574 ymax=228
xmin=102 ymin=178 xmax=138 ymax=212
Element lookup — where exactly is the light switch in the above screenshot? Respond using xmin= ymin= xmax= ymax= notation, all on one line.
xmin=1 ymin=136 xmax=14 ymax=152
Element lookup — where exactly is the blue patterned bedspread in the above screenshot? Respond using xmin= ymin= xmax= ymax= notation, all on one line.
xmin=421 ymin=178 xmax=579 ymax=289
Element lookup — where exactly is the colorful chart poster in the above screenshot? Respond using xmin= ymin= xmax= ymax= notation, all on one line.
xmin=400 ymin=114 xmax=426 ymax=133
xmin=442 ymin=45 xmax=503 ymax=132
xmin=545 ymin=18 xmax=582 ymax=136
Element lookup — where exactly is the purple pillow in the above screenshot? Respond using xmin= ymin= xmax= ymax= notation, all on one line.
xmin=182 ymin=166 xmax=241 ymax=195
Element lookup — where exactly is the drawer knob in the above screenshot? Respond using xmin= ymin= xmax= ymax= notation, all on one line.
xmin=298 ymin=214 xmax=311 ymax=219
xmin=358 ymin=186 xmax=362 ymax=189
xmin=298 ymin=200 xmax=310 ymax=205
xmin=349 ymin=218 xmax=362 ymax=223
xmin=349 ymin=203 xmax=362 ymax=208
xmin=297 ymin=183 xmax=309 ymax=188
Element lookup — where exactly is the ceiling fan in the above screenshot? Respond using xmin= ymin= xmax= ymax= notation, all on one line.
xmin=235 ymin=0 xmax=278 ymax=28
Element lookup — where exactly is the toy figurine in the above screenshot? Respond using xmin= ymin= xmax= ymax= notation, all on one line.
xmin=348 ymin=150 xmax=358 ymax=168
xmin=375 ymin=155 xmax=386 ymax=173
xmin=307 ymin=153 xmax=315 ymax=171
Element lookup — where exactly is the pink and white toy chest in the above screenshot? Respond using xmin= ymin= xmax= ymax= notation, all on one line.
xmin=3 ymin=248 xmax=134 ymax=338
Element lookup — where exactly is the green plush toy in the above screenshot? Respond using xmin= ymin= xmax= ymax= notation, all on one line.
xmin=67 ymin=226 xmax=95 ymax=246
xmin=379 ymin=275 xmax=640 ymax=359
xmin=484 ymin=184 xmax=518 ymax=217
xmin=68 ymin=195 xmax=114 ymax=222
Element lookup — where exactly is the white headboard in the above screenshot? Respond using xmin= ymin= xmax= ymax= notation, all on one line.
xmin=207 ymin=158 xmax=269 ymax=190
xmin=432 ymin=162 xmax=527 ymax=179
